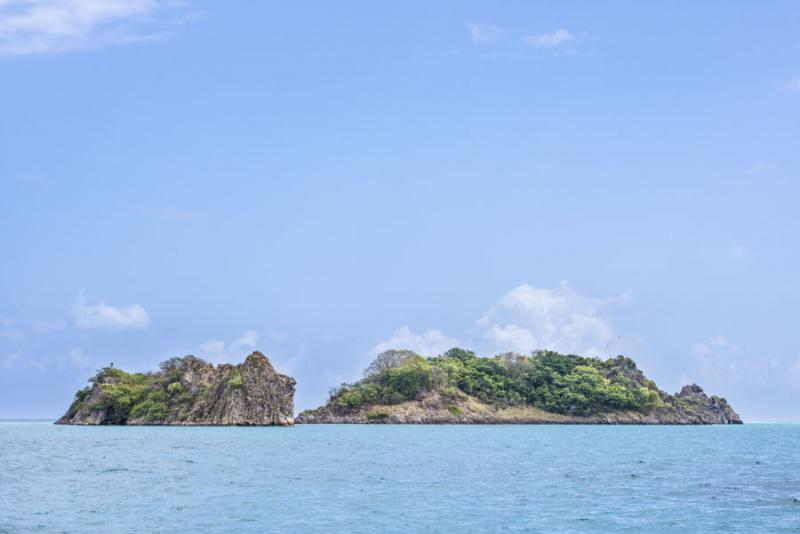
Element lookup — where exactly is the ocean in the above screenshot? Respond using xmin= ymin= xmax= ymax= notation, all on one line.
xmin=1 ymin=421 xmax=798 ymax=532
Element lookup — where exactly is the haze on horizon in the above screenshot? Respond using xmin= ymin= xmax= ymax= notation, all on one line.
xmin=1 ymin=1 xmax=799 ymax=420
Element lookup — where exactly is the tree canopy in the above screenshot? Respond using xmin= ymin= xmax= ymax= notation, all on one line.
xmin=327 ymin=348 xmax=665 ymax=416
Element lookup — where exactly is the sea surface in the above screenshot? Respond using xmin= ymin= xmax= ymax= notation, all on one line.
xmin=1 ymin=421 xmax=799 ymax=533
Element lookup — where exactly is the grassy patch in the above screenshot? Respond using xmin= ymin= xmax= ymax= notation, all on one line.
xmin=447 ymin=404 xmax=463 ymax=415
xmin=228 ymin=370 xmax=243 ymax=388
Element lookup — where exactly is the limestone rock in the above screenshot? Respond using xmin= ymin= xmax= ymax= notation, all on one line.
xmin=56 ymin=352 xmax=295 ymax=426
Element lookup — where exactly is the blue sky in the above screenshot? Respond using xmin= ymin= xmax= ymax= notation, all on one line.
xmin=1 ymin=1 xmax=799 ymax=420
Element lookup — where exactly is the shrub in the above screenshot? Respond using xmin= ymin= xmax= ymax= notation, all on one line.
xmin=363 ymin=350 xmax=419 ymax=379
xmin=365 ymin=410 xmax=390 ymax=420
xmin=148 ymin=390 xmax=168 ymax=403
xmin=326 ymin=347 xmax=668 ymax=416
xmin=167 ymin=382 xmax=185 ymax=395
xmin=385 ymin=356 xmax=432 ymax=401
xmin=130 ymin=400 xmax=168 ymax=421
xmin=228 ymin=370 xmax=243 ymax=388
xmin=447 ymin=404 xmax=463 ymax=415
xmin=66 ymin=399 xmax=83 ymax=417
xmin=338 ymin=387 xmax=364 ymax=409
xmin=175 ymin=392 xmax=194 ymax=405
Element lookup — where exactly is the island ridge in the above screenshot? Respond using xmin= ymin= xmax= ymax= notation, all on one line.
xmin=297 ymin=348 xmax=741 ymax=424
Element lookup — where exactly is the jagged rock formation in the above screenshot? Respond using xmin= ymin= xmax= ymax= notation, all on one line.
xmin=56 ymin=352 xmax=295 ymax=426
xmin=296 ymin=349 xmax=742 ymax=425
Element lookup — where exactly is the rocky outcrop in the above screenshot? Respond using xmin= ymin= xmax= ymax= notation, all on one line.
xmin=56 ymin=352 xmax=295 ymax=426
xmin=671 ymin=384 xmax=741 ymax=424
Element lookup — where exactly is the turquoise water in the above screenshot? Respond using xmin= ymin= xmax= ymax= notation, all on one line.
xmin=1 ymin=422 xmax=799 ymax=533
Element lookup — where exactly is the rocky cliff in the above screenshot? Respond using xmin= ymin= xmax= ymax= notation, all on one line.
xmin=56 ymin=352 xmax=295 ymax=426
xmin=296 ymin=349 xmax=742 ymax=425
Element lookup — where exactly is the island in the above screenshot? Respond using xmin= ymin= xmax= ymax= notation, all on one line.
xmin=296 ymin=348 xmax=741 ymax=424
xmin=56 ymin=352 xmax=295 ymax=425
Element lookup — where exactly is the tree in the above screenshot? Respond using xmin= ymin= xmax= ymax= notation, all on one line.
xmin=363 ymin=350 xmax=419 ymax=379
xmin=159 ymin=355 xmax=207 ymax=372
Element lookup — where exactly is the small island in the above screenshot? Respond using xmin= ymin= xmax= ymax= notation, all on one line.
xmin=56 ymin=352 xmax=296 ymax=426
xmin=297 ymin=349 xmax=741 ymax=424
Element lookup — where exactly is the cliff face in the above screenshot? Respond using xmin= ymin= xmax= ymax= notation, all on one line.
xmin=56 ymin=352 xmax=295 ymax=426
xmin=296 ymin=349 xmax=742 ymax=425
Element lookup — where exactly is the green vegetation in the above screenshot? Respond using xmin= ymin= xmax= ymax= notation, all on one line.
xmin=67 ymin=357 xmax=210 ymax=423
xmin=447 ymin=404 xmax=463 ymax=415
xmin=167 ymin=382 xmax=185 ymax=395
xmin=326 ymin=348 xmax=666 ymax=416
xmin=228 ymin=370 xmax=243 ymax=388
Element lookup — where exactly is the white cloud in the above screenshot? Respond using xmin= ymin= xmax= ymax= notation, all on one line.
xmin=523 ymin=29 xmax=575 ymax=48
xmin=467 ymin=22 xmax=507 ymax=42
xmin=0 ymin=0 xmax=190 ymax=56
xmin=374 ymin=283 xmax=628 ymax=359
xmin=373 ymin=326 xmax=459 ymax=357
xmin=476 ymin=282 xmax=624 ymax=357
xmin=199 ymin=330 xmax=259 ymax=363
xmin=690 ymin=336 xmax=744 ymax=386
xmin=783 ymin=77 xmax=800 ymax=93
xmin=72 ymin=290 xmax=150 ymax=330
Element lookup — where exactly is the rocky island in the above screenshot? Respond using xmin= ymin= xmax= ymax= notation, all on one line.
xmin=297 ymin=348 xmax=741 ymax=424
xmin=56 ymin=352 xmax=295 ymax=425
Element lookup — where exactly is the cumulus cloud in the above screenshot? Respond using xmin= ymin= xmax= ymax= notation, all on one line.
xmin=522 ymin=29 xmax=575 ymax=48
xmin=199 ymin=330 xmax=259 ymax=363
xmin=0 ymin=0 xmax=191 ymax=56
xmin=373 ymin=326 xmax=459 ymax=357
xmin=467 ymin=22 xmax=507 ymax=42
xmin=476 ymin=282 xmax=624 ymax=357
xmin=72 ymin=290 xmax=150 ymax=330
xmin=374 ymin=283 xmax=629 ymax=359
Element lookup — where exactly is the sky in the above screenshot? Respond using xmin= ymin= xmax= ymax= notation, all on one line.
xmin=1 ymin=1 xmax=799 ymax=421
